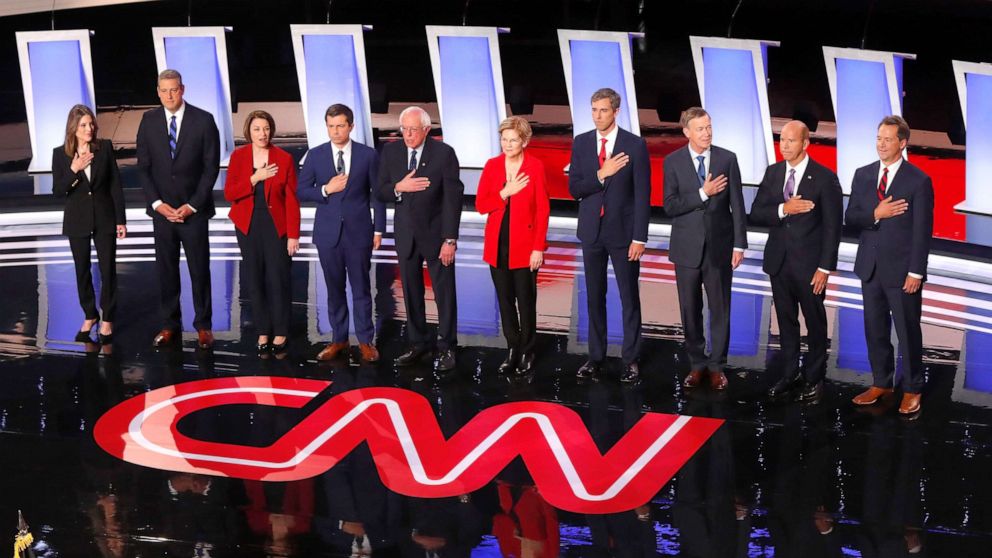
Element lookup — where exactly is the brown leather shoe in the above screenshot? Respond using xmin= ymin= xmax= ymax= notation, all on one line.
xmin=683 ymin=370 xmax=705 ymax=388
xmin=852 ymin=386 xmax=893 ymax=406
xmin=359 ymin=343 xmax=380 ymax=363
xmin=898 ymin=393 xmax=922 ymax=415
xmin=153 ymin=329 xmax=178 ymax=347
xmin=709 ymin=370 xmax=728 ymax=391
xmin=197 ymin=330 xmax=214 ymax=350
xmin=317 ymin=342 xmax=349 ymax=361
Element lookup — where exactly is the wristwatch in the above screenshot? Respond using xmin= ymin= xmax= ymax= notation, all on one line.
xmin=444 ymin=239 xmax=457 ymax=246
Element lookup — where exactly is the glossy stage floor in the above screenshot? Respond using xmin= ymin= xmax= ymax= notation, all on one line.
xmin=1 ymin=206 xmax=992 ymax=557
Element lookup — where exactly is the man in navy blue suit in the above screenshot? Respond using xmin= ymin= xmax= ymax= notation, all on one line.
xmin=298 ymin=104 xmax=386 ymax=363
xmin=568 ymin=88 xmax=651 ymax=383
xmin=136 ymin=69 xmax=220 ymax=350
xmin=846 ymin=115 xmax=933 ymax=416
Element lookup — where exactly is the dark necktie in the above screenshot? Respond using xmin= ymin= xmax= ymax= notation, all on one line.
xmin=696 ymin=155 xmax=706 ymax=185
xmin=169 ymin=115 xmax=177 ymax=159
xmin=409 ymin=150 xmax=418 ymax=171
xmin=783 ymin=168 xmax=796 ymax=201
xmin=877 ymin=167 xmax=888 ymax=200
xmin=336 ymin=150 xmax=345 ymax=175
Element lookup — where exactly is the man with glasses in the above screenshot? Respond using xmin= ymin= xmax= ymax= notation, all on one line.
xmin=377 ymin=106 xmax=464 ymax=373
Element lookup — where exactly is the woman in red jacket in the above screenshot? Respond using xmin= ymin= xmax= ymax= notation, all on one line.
xmin=476 ymin=116 xmax=550 ymax=375
xmin=224 ymin=111 xmax=300 ymax=353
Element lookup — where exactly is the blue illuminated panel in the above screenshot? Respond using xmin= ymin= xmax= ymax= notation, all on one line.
xmin=302 ymin=34 xmax=370 ymax=147
xmin=835 ymin=58 xmax=900 ymax=193
xmin=181 ymin=260 xmax=234 ymax=332
xmin=964 ymin=330 xmax=992 ymax=393
xmin=456 ymin=264 xmax=499 ymax=336
xmin=575 ymin=271 xmax=624 ymax=347
xmin=568 ymin=40 xmax=633 ymax=136
xmin=45 ymin=263 xmax=89 ymax=342
xmin=702 ymin=47 xmax=767 ymax=185
xmin=728 ymin=291 xmax=762 ymax=357
xmin=436 ymin=36 xmax=501 ymax=169
xmin=163 ymin=36 xmax=234 ymax=165
xmin=965 ymin=74 xmax=992 ymax=216
xmin=27 ymin=40 xmax=92 ymax=172
xmin=836 ymin=306 xmax=871 ymax=373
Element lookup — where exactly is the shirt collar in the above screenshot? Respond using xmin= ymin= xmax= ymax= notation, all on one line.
xmin=332 ymin=140 xmax=352 ymax=154
xmin=597 ymin=124 xmax=619 ymax=144
xmin=880 ymin=157 xmax=903 ymax=175
xmin=787 ymin=153 xmax=809 ymax=176
xmin=687 ymin=144 xmax=711 ymax=160
xmin=165 ymin=102 xmax=186 ymax=120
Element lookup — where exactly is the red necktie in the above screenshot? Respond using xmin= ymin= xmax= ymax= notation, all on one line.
xmin=598 ymin=138 xmax=607 ymax=216
xmin=877 ymin=167 xmax=888 ymax=201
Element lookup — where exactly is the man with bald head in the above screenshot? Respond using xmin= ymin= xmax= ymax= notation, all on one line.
xmin=750 ymin=121 xmax=842 ymax=402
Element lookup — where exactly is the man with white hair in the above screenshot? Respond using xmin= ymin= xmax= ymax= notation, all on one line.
xmin=377 ymin=106 xmax=464 ymax=373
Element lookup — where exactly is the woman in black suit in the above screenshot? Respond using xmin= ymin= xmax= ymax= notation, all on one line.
xmin=52 ymin=104 xmax=127 ymax=343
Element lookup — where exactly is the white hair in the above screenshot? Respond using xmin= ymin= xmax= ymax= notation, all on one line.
xmin=399 ymin=106 xmax=431 ymax=128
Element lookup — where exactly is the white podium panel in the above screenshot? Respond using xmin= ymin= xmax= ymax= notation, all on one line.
xmin=557 ymin=30 xmax=641 ymax=137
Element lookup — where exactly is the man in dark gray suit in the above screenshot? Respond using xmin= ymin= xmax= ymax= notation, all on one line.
xmin=663 ymin=107 xmax=748 ymax=390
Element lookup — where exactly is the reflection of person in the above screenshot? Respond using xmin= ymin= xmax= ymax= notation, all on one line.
xmin=377 ymin=106 xmax=464 ymax=372
xmin=475 ymin=117 xmax=550 ymax=375
xmin=492 ymin=482 xmax=559 ymax=558
xmin=568 ymin=88 xmax=651 ymax=383
xmin=860 ymin=417 xmax=925 ymax=556
xmin=136 ymin=69 xmax=220 ymax=349
xmin=52 ymin=104 xmax=126 ymax=343
xmin=224 ymin=110 xmax=300 ymax=353
xmin=664 ymin=107 xmax=748 ymax=391
xmin=298 ymin=104 xmax=386 ymax=363
xmin=846 ymin=116 xmax=934 ymax=416
xmin=749 ymin=121 xmax=842 ymax=402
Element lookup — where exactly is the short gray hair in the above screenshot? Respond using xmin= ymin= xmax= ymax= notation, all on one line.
xmin=399 ymin=106 xmax=431 ymax=128
xmin=590 ymin=88 xmax=621 ymax=110
xmin=158 ymin=69 xmax=183 ymax=85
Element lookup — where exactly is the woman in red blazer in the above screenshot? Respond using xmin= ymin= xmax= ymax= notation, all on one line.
xmin=224 ymin=110 xmax=301 ymax=353
xmin=476 ymin=116 xmax=550 ymax=375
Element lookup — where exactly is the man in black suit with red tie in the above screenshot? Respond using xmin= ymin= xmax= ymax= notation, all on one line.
xmin=846 ymin=116 xmax=933 ymax=416
xmin=663 ymin=107 xmax=748 ymax=391
xmin=377 ymin=106 xmax=464 ymax=373
xmin=568 ymin=87 xmax=651 ymax=383
xmin=750 ymin=121 xmax=843 ymax=402
xmin=136 ymin=69 xmax=220 ymax=350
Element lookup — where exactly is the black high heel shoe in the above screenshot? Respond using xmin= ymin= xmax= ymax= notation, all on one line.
xmin=98 ymin=332 xmax=114 ymax=344
xmin=257 ymin=342 xmax=272 ymax=353
xmin=76 ymin=319 xmax=98 ymax=343
xmin=271 ymin=339 xmax=288 ymax=353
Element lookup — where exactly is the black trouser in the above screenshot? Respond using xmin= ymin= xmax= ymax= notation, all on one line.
xmin=861 ymin=275 xmax=924 ymax=393
xmin=236 ymin=229 xmax=291 ymax=337
xmin=398 ymin=242 xmax=457 ymax=350
xmin=675 ymin=245 xmax=732 ymax=372
xmin=582 ymin=242 xmax=642 ymax=364
xmin=154 ymin=214 xmax=212 ymax=331
xmin=770 ymin=265 xmax=829 ymax=383
xmin=490 ymin=266 xmax=537 ymax=354
xmin=68 ymin=233 xmax=117 ymax=321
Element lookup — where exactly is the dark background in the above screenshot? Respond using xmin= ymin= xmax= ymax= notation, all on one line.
xmin=0 ymin=0 xmax=989 ymax=133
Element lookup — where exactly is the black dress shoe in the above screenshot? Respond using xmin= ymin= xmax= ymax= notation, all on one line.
xmin=768 ymin=374 xmax=804 ymax=399
xmin=516 ymin=352 xmax=536 ymax=375
xmin=576 ymin=360 xmax=601 ymax=380
xmin=395 ymin=346 xmax=429 ymax=367
xmin=498 ymin=348 xmax=519 ymax=375
xmin=435 ymin=348 xmax=456 ymax=372
xmin=798 ymin=380 xmax=823 ymax=402
xmin=620 ymin=361 xmax=640 ymax=384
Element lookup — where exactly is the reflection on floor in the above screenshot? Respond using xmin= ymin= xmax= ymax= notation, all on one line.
xmin=1 ymin=218 xmax=992 ymax=556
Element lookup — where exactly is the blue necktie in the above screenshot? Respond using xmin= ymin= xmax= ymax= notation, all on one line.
xmin=409 ymin=150 xmax=418 ymax=171
xmin=696 ymin=155 xmax=706 ymax=185
xmin=169 ymin=115 xmax=178 ymax=159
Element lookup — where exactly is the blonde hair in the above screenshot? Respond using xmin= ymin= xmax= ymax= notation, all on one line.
xmin=498 ymin=116 xmax=533 ymax=144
